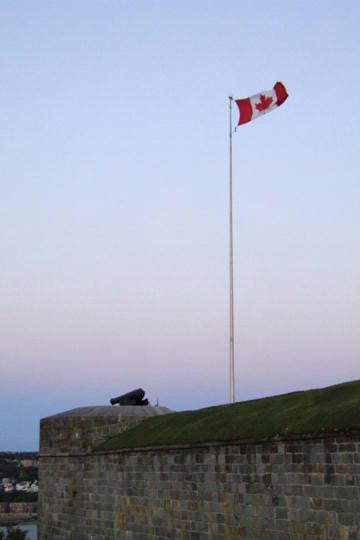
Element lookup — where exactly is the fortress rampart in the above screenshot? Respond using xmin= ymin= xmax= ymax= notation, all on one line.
xmin=38 ymin=405 xmax=360 ymax=539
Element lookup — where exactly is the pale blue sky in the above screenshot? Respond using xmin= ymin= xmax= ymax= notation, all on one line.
xmin=1 ymin=1 xmax=359 ymax=449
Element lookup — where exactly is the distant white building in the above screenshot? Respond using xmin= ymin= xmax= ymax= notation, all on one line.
xmin=15 ymin=481 xmax=31 ymax=491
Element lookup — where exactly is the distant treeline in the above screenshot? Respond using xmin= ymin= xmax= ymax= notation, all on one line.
xmin=0 ymin=454 xmax=38 ymax=461
xmin=0 ymin=453 xmax=38 ymax=502
xmin=0 ymin=464 xmax=37 ymax=485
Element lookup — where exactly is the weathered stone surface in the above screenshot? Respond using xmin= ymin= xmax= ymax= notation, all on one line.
xmin=40 ymin=405 xmax=171 ymax=454
xmin=38 ymin=411 xmax=360 ymax=539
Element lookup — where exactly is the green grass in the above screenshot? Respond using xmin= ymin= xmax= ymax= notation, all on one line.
xmin=94 ymin=380 xmax=360 ymax=451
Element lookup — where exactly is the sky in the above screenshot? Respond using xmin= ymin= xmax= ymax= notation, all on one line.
xmin=0 ymin=0 xmax=359 ymax=450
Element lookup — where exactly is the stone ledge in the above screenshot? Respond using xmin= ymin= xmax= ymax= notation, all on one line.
xmin=41 ymin=405 xmax=171 ymax=420
xmin=38 ymin=430 xmax=360 ymax=459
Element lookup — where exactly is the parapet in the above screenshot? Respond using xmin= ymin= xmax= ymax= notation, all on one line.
xmin=40 ymin=405 xmax=171 ymax=454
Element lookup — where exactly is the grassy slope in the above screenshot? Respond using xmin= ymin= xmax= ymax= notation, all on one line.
xmin=95 ymin=380 xmax=360 ymax=451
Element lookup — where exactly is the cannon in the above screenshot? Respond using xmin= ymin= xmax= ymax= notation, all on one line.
xmin=110 ymin=388 xmax=149 ymax=406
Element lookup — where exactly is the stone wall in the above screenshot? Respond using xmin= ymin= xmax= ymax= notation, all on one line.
xmin=39 ymin=428 xmax=360 ymax=539
xmin=40 ymin=405 xmax=171 ymax=454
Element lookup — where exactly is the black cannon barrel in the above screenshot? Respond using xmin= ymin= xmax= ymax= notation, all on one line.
xmin=110 ymin=388 xmax=149 ymax=406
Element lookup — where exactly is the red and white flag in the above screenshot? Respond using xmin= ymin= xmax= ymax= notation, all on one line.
xmin=235 ymin=82 xmax=288 ymax=126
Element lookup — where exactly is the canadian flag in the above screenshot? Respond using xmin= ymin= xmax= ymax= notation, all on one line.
xmin=235 ymin=82 xmax=288 ymax=126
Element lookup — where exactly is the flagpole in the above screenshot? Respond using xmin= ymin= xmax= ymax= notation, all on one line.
xmin=229 ymin=96 xmax=235 ymax=404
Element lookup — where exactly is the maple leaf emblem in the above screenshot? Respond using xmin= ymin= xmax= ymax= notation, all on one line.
xmin=255 ymin=94 xmax=273 ymax=111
